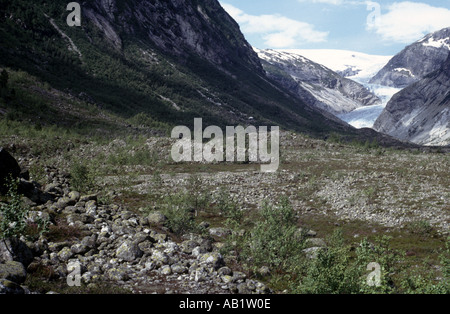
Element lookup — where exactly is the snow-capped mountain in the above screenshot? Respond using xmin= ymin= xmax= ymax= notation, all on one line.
xmin=370 ymin=27 xmax=450 ymax=88
xmin=255 ymin=48 xmax=381 ymax=116
xmin=282 ymin=49 xmax=392 ymax=81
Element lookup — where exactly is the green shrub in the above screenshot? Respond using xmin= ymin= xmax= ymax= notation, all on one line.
xmin=215 ymin=188 xmax=242 ymax=228
xmin=243 ymin=198 xmax=304 ymax=270
xmin=400 ymin=272 xmax=448 ymax=294
xmin=293 ymin=231 xmax=397 ymax=294
xmin=293 ymin=229 xmax=361 ymax=294
xmin=0 ymin=178 xmax=29 ymax=242
xmin=162 ymin=193 xmax=199 ymax=236
xmin=69 ymin=162 xmax=96 ymax=193
xmin=0 ymin=177 xmax=48 ymax=245
xmin=186 ymin=174 xmax=210 ymax=215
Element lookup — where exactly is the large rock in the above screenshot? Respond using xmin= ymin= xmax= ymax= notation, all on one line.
xmin=0 ymin=238 xmax=34 ymax=267
xmin=0 ymin=147 xmax=21 ymax=194
xmin=147 ymin=211 xmax=167 ymax=225
xmin=0 ymin=261 xmax=27 ymax=284
xmin=0 ymin=278 xmax=25 ymax=294
xmin=198 ymin=252 xmax=224 ymax=270
xmin=115 ymin=240 xmax=143 ymax=262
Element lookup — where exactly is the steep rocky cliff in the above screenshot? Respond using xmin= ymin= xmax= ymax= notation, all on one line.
xmin=369 ymin=27 xmax=450 ymax=88
xmin=83 ymin=0 xmax=263 ymax=74
xmin=374 ymin=55 xmax=450 ymax=146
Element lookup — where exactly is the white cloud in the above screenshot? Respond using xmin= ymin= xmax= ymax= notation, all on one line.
xmin=297 ymin=0 xmax=366 ymax=5
xmin=221 ymin=3 xmax=328 ymax=48
xmin=297 ymin=0 xmax=347 ymax=4
xmin=368 ymin=2 xmax=450 ymax=43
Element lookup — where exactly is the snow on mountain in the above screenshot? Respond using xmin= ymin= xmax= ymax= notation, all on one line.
xmin=370 ymin=27 xmax=450 ymax=88
xmin=422 ymin=37 xmax=450 ymax=50
xmin=266 ymin=49 xmax=395 ymax=129
xmin=254 ymin=48 xmax=395 ymax=129
xmin=280 ymin=49 xmax=392 ymax=81
xmin=254 ymin=48 xmax=381 ymax=116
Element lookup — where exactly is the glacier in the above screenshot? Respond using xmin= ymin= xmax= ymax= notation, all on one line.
xmin=282 ymin=49 xmax=401 ymax=129
xmin=337 ymin=79 xmax=402 ymax=129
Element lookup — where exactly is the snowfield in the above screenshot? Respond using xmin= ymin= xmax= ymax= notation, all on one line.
xmin=280 ymin=49 xmax=392 ymax=80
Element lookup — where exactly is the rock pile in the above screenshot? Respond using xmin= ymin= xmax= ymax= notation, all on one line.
xmin=0 ymin=167 xmax=271 ymax=294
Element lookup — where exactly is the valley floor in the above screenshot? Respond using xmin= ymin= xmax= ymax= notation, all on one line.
xmin=2 ymin=128 xmax=448 ymax=294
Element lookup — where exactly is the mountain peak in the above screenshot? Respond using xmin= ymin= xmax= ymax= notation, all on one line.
xmin=370 ymin=27 xmax=450 ymax=88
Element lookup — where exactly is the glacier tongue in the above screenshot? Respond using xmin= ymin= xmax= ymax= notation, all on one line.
xmin=337 ymin=79 xmax=402 ymax=129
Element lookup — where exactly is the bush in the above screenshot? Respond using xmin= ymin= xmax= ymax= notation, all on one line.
xmin=162 ymin=193 xmax=199 ymax=236
xmin=215 ymin=187 xmax=242 ymax=228
xmin=69 ymin=162 xmax=96 ymax=193
xmin=293 ymin=229 xmax=361 ymax=294
xmin=186 ymin=174 xmax=210 ymax=215
xmin=0 ymin=178 xmax=29 ymax=242
xmin=0 ymin=177 xmax=48 ymax=245
xmin=243 ymin=198 xmax=304 ymax=270
xmin=292 ymin=231 xmax=397 ymax=294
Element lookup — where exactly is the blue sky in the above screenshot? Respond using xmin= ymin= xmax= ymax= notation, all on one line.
xmin=219 ymin=0 xmax=450 ymax=56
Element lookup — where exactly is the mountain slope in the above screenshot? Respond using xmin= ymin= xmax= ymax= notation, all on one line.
xmin=373 ymin=55 xmax=450 ymax=146
xmin=0 ymin=0 xmax=362 ymax=138
xmin=370 ymin=27 xmax=450 ymax=88
xmin=255 ymin=49 xmax=381 ymax=115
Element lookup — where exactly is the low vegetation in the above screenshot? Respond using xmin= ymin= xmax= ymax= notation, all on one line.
xmin=0 ymin=66 xmax=448 ymax=294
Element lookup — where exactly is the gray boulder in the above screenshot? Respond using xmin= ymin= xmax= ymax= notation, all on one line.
xmin=116 ymin=240 xmax=143 ymax=262
xmin=0 ymin=261 xmax=27 ymax=284
xmin=147 ymin=211 xmax=167 ymax=225
xmin=0 ymin=238 xmax=34 ymax=267
xmin=0 ymin=147 xmax=21 ymax=194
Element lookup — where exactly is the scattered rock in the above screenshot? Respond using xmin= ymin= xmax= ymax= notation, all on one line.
xmin=303 ymin=247 xmax=327 ymax=259
xmin=304 ymin=238 xmax=327 ymax=248
xmin=209 ymin=227 xmax=231 ymax=238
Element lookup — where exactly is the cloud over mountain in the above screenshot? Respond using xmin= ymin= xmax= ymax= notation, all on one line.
xmin=220 ymin=2 xmax=328 ymax=48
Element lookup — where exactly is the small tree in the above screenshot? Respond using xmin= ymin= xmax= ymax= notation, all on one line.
xmin=0 ymin=177 xmax=48 ymax=253
xmin=0 ymin=178 xmax=29 ymax=252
